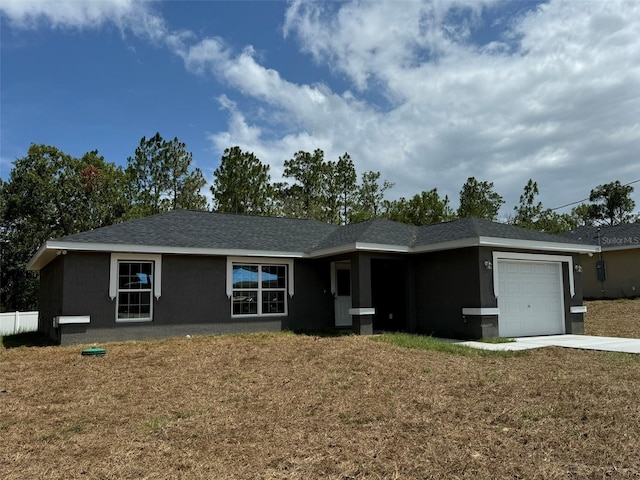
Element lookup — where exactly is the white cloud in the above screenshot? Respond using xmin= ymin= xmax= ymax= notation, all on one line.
xmin=0 ymin=0 xmax=167 ymax=41
xmin=4 ymin=0 xmax=638 ymax=215
xmin=274 ymin=0 xmax=640 ymax=213
xmin=1 ymin=0 xmax=131 ymax=27
xmin=137 ymin=0 xmax=640 ymax=214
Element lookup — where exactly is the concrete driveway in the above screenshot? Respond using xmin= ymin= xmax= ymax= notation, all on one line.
xmin=455 ymin=334 xmax=640 ymax=354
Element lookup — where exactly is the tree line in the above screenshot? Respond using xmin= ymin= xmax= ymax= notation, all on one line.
xmin=212 ymin=147 xmax=637 ymax=229
xmin=1 ymin=135 xmax=637 ymax=311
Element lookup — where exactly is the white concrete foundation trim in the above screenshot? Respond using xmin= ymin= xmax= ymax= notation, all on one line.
xmin=462 ymin=308 xmax=500 ymax=316
xmin=349 ymin=308 xmax=375 ymax=315
xmin=55 ymin=315 xmax=91 ymax=326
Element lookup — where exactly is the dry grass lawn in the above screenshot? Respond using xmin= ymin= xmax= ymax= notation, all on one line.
xmin=585 ymin=298 xmax=640 ymax=338
xmin=1 ymin=300 xmax=639 ymax=479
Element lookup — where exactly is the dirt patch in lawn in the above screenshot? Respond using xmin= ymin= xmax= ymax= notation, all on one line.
xmin=585 ymin=298 xmax=640 ymax=338
xmin=1 ymin=332 xmax=639 ymax=479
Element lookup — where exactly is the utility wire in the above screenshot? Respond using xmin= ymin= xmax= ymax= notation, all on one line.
xmin=550 ymin=178 xmax=640 ymax=211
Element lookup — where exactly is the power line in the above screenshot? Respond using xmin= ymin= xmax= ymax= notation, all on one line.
xmin=550 ymin=178 xmax=640 ymax=211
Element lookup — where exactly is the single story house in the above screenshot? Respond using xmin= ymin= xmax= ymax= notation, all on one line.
xmin=27 ymin=210 xmax=599 ymax=345
xmin=563 ymin=223 xmax=640 ymax=299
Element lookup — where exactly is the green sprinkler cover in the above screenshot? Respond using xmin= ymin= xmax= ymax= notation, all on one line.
xmin=81 ymin=347 xmax=106 ymax=357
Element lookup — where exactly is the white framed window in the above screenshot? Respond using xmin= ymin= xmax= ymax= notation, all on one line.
xmin=117 ymin=261 xmax=153 ymax=321
xmin=226 ymin=257 xmax=294 ymax=317
xmin=110 ymin=253 xmax=162 ymax=322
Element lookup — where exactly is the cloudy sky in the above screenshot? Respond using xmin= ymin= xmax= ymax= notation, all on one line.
xmin=1 ymin=0 xmax=639 ymax=218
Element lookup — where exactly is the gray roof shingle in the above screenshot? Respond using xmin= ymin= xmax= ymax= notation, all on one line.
xmin=314 ymin=218 xmax=416 ymax=250
xmin=414 ymin=217 xmax=582 ymax=246
xmin=59 ymin=210 xmax=338 ymax=252
xmin=57 ymin=210 xmax=584 ymax=252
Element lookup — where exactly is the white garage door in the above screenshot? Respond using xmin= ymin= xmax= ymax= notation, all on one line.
xmin=497 ymin=260 xmax=565 ymax=337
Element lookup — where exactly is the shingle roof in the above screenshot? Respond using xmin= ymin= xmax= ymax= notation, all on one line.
xmin=30 ymin=210 xmax=599 ymax=271
xmin=414 ymin=217 xmax=582 ymax=246
xmin=562 ymin=223 xmax=640 ymax=247
xmin=58 ymin=210 xmax=584 ymax=252
xmin=59 ymin=210 xmax=338 ymax=252
xmin=314 ymin=218 xmax=416 ymax=250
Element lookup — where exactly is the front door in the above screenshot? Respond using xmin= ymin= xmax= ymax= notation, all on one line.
xmin=333 ymin=262 xmax=352 ymax=327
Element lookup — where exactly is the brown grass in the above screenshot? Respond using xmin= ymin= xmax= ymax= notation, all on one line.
xmin=1 ymin=304 xmax=640 ymax=479
xmin=585 ymin=298 xmax=640 ymax=338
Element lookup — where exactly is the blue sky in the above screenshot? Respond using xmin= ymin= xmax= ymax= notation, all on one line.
xmin=1 ymin=0 xmax=639 ymax=217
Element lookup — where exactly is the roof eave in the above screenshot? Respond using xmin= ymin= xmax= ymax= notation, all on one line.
xmin=26 ymin=241 xmax=59 ymax=271
xmin=309 ymin=242 xmax=410 ymax=258
xmin=477 ymin=236 xmax=601 ymax=254
xmin=27 ymin=241 xmax=307 ymax=271
xmin=411 ymin=236 xmax=601 ymax=254
xmin=27 ymin=234 xmax=601 ymax=271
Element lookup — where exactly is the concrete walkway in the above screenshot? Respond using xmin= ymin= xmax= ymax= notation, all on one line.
xmin=454 ymin=334 xmax=640 ymax=354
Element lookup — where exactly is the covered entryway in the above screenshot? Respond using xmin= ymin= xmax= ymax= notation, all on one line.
xmin=371 ymin=259 xmax=407 ymax=332
xmin=497 ymin=260 xmax=565 ymax=337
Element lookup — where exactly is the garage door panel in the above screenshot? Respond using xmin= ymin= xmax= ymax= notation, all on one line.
xmin=498 ymin=260 xmax=565 ymax=337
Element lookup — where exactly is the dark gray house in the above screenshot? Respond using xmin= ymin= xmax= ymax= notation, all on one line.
xmin=27 ymin=210 xmax=599 ymax=345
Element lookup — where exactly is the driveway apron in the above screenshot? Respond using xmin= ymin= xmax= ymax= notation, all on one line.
xmin=454 ymin=335 xmax=640 ymax=353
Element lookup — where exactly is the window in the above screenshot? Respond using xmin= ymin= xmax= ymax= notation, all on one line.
xmin=117 ymin=261 xmax=154 ymax=321
xmin=231 ymin=263 xmax=287 ymax=316
xmin=110 ymin=253 xmax=162 ymax=323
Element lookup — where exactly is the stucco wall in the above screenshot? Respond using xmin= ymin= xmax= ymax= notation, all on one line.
xmin=155 ymin=255 xmax=228 ymax=325
xmin=40 ymin=252 xmax=334 ymax=343
xmin=411 ymin=247 xmax=586 ymax=340
xmin=38 ymin=255 xmax=64 ymax=341
xmin=61 ymin=253 xmax=113 ymax=326
xmin=581 ymin=249 xmax=640 ymax=299
xmin=413 ymin=247 xmax=482 ymax=339
xmin=286 ymin=259 xmax=334 ymax=332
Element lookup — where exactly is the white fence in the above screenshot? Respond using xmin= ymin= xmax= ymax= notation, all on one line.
xmin=0 ymin=311 xmax=39 ymax=336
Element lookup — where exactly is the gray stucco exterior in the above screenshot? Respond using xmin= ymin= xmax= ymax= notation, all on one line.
xmin=38 ymin=252 xmax=335 ymax=345
xmin=366 ymin=247 xmax=587 ymax=340
xmin=413 ymin=247 xmax=483 ymax=338
xmin=30 ymin=210 xmax=597 ymax=344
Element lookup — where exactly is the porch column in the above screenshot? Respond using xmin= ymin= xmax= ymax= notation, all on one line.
xmin=349 ymin=252 xmax=374 ymax=335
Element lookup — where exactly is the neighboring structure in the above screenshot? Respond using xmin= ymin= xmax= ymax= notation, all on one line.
xmin=563 ymin=223 xmax=640 ymax=299
xmin=27 ymin=210 xmax=598 ymax=345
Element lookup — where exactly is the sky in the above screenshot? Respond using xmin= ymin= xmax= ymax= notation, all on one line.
xmin=1 ymin=0 xmax=639 ymax=219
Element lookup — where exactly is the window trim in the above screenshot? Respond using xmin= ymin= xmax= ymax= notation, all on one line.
xmin=109 ymin=253 xmax=162 ymax=301
xmin=226 ymin=257 xmax=294 ymax=317
xmin=115 ymin=260 xmax=155 ymax=323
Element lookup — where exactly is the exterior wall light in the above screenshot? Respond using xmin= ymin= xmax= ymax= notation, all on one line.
xmin=483 ymin=260 xmax=493 ymax=270
xmin=574 ymin=264 xmax=583 ymax=273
